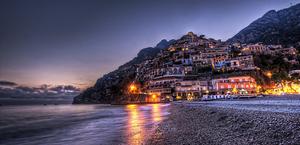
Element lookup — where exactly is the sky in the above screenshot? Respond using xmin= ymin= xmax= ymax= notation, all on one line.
xmin=0 ymin=0 xmax=299 ymax=89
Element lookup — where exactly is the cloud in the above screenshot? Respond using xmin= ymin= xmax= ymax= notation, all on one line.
xmin=16 ymin=86 xmax=35 ymax=93
xmin=0 ymin=80 xmax=17 ymax=86
xmin=0 ymin=81 xmax=81 ymax=99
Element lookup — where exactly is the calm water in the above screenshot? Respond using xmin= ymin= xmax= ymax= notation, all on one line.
xmin=0 ymin=104 xmax=170 ymax=145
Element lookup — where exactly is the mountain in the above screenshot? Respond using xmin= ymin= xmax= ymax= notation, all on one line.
xmin=74 ymin=4 xmax=300 ymax=104
xmin=73 ymin=39 xmax=175 ymax=104
xmin=227 ymin=3 xmax=300 ymax=46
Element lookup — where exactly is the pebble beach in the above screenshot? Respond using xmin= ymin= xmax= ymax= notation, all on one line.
xmin=147 ymin=97 xmax=300 ymax=145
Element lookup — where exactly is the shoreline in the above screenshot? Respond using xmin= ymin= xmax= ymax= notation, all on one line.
xmin=147 ymin=97 xmax=300 ymax=145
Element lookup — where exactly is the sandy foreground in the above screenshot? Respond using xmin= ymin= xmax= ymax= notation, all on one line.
xmin=146 ymin=97 xmax=300 ymax=145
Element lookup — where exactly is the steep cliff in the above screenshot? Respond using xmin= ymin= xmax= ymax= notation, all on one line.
xmin=73 ymin=39 xmax=175 ymax=104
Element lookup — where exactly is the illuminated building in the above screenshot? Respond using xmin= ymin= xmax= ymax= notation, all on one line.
xmin=241 ymin=43 xmax=269 ymax=55
xmin=213 ymin=55 xmax=255 ymax=71
xmin=175 ymin=80 xmax=211 ymax=100
xmin=212 ymin=76 xmax=257 ymax=95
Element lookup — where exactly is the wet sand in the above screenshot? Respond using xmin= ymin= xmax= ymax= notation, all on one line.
xmin=147 ymin=97 xmax=300 ymax=145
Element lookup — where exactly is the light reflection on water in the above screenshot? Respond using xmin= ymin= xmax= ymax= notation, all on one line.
xmin=0 ymin=103 xmax=169 ymax=145
xmin=126 ymin=104 xmax=145 ymax=145
xmin=125 ymin=104 xmax=165 ymax=145
xmin=152 ymin=104 xmax=162 ymax=122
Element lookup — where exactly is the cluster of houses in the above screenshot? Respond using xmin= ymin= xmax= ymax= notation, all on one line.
xmin=133 ymin=32 xmax=298 ymax=101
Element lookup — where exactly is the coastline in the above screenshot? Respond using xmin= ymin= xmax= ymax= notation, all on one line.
xmin=147 ymin=97 xmax=300 ymax=145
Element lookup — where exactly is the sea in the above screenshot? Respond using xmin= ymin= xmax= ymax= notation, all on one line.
xmin=0 ymin=100 xmax=170 ymax=145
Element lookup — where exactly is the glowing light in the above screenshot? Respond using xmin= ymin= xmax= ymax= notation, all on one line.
xmin=263 ymin=81 xmax=300 ymax=95
xmin=176 ymin=96 xmax=182 ymax=100
xmin=266 ymin=71 xmax=272 ymax=78
xmin=152 ymin=94 xmax=156 ymax=99
xmin=130 ymin=84 xmax=136 ymax=90
xmin=129 ymin=84 xmax=137 ymax=94
xmin=232 ymin=87 xmax=238 ymax=94
xmin=256 ymin=85 xmax=262 ymax=93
